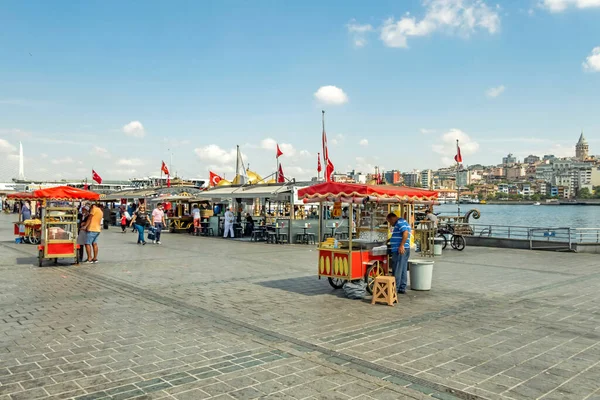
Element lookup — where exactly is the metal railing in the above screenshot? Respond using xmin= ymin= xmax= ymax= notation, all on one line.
xmin=445 ymin=222 xmax=600 ymax=251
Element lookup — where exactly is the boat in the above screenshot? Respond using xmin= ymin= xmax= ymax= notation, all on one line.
xmin=479 ymin=200 xmax=487 ymax=204
xmin=533 ymin=202 xmax=541 ymax=206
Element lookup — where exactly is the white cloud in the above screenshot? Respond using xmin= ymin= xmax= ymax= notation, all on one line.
xmin=51 ymin=157 xmax=75 ymax=165
xmin=108 ymin=168 xmax=139 ymax=178
xmin=122 ymin=121 xmax=145 ymax=138
xmin=582 ymin=47 xmax=600 ymax=72
xmin=486 ymin=85 xmax=506 ymax=98
xmin=314 ymin=86 xmax=349 ymax=105
xmin=432 ymin=129 xmax=479 ymax=166
xmin=541 ymin=0 xmax=600 ymax=12
xmin=359 ymin=139 xmax=369 ymax=146
xmin=117 ymin=158 xmax=145 ymax=167
xmin=299 ymin=150 xmax=311 ymax=157
xmin=380 ymin=0 xmax=500 ymax=48
xmin=347 ymin=19 xmax=374 ymax=47
xmin=91 ymin=146 xmax=110 ymax=158
xmin=0 ymin=138 xmax=16 ymax=153
xmin=330 ymin=134 xmax=345 ymax=146
xmin=194 ymin=144 xmax=239 ymax=166
xmin=420 ymin=128 xmax=436 ymax=134
xmin=260 ymin=138 xmax=297 ymax=157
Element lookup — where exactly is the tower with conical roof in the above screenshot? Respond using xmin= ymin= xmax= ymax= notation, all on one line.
xmin=576 ymin=130 xmax=589 ymax=161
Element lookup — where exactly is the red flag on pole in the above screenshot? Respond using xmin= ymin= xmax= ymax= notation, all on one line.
xmin=161 ymin=161 xmax=170 ymax=175
xmin=92 ymin=170 xmax=102 ymax=184
xmin=209 ymin=171 xmax=222 ymax=187
xmin=277 ymin=164 xmax=285 ymax=183
xmin=322 ymin=112 xmax=334 ymax=182
xmin=454 ymin=141 xmax=463 ymax=163
xmin=276 ymin=144 xmax=283 ymax=158
xmin=317 ymin=152 xmax=322 ymax=173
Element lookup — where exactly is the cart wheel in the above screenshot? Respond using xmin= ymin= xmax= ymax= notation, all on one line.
xmin=435 ymin=233 xmax=447 ymax=250
xmin=451 ymin=235 xmax=466 ymax=251
xmin=365 ymin=262 xmax=384 ymax=295
xmin=328 ymin=277 xmax=345 ymax=290
xmin=23 ymin=236 xmax=30 ymax=244
xmin=29 ymin=235 xmax=40 ymax=245
xmin=38 ymin=250 xmax=43 ymax=267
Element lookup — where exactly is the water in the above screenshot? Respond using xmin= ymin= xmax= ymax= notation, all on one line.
xmin=435 ymin=204 xmax=600 ymax=229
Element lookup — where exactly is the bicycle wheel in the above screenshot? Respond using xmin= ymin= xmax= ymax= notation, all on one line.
xmin=452 ymin=235 xmax=466 ymax=251
xmin=435 ymin=233 xmax=447 ymax=250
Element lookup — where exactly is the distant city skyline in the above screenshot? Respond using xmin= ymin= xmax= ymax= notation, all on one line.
xmin=0 ymin=1 xmax=599 ymax=181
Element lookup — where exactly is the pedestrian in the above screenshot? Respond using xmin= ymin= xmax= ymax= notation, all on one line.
xmin=386 ymin=212 xmax=411 ymax=294
xmin=77 ymin=206 xmax=90 ymax=261
xmin=102 ymin=205 xmax=111 ymax=229
xmin=244 ymin=213 xmax=254 ymax=236
xmin=223 ymin=207 xmax=235 ymax=238
xmin=130 ymin=204 xmax=149 ymax=245
xmin=151 ymin=203 xmax=166 ymax=244
xmin=85 ymin=203 xmax=103 ymax=264
xmin=21 ymin=201 xmax=31 ymax=221
xmin=120 ymin=213 xmax=127 ymax=233
xmin=192 ymin=204 xmax=201 ymax=235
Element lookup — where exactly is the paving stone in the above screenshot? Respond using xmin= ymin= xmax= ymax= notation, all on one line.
xmin=8 ymin=387 xmax=48 ymax=400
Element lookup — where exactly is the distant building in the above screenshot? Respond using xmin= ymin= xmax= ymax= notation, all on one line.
xmin=420 ymin=169 xmax=432 ymax=189
xmin=502 ymin=153 xmax=517 ymax=167
xmin=506 ymin=166 xmax=526 ymax=180
xmin=402 ymin=171 xmax=420 ymax=187
xmin=543 ymin=154 xmax=556 ymax=161
xmin=524 ymin=155 xmax=540 ymax=164
xmin=456 ymin=170 xmax=469 ymax=188
xmin=384 ymin=170 xmax=401 ymax=184
xmin=576 ymin=131 xmax=589 ymax=161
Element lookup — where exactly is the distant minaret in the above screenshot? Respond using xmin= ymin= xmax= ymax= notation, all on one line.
xmin=18 ymin=141 xmax=25 ymax=180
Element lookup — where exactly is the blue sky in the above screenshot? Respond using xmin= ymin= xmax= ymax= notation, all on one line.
xmin=0 ymin=0 xmax=599 ymax=181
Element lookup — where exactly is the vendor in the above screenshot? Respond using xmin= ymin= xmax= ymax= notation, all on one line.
xmin=386 ymin=212 xmax=411 ymax=295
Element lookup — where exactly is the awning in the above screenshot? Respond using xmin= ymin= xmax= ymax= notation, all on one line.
xmin=196 ymin=184 xmax=294 ymax=200
xmin=7 ymin=186 xmax=100 ymax=201
xmin=297 ymin=182 xmax=438 ymax=203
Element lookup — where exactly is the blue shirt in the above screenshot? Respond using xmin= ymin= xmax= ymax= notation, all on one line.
xmin=390 ymin=218 xmax=411 ymax=252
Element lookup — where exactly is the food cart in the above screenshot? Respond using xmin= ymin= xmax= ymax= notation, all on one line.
xmin=8 ymin=186 xmax=100 ymax=267
xmin=297 ymin=182 xmax=438 ymax=293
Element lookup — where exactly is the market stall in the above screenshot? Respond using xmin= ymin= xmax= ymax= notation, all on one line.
xmin=297 ymin=182 xmax=438 ymax=292
xmin=8 ymin=186 xmax=100 ymax=266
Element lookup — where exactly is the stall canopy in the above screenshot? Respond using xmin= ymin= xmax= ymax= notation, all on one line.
xmin=297 ymin=182 xmax=438 ymax=203
xmin=7 ymin=186 xmax=100 ymax=201
xmin=196 ymin=183 xmax=297 ymax=200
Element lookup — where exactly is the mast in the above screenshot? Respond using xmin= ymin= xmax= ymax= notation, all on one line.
xmin=456 ymin=139 xmax=460 ymax=216
xmin=18 ymin=142 xmax=24 ymax=180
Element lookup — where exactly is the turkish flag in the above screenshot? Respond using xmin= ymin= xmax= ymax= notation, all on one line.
xmin=317 ymin=153 xmax=322 ymax=173
xmin=326 ymin=159 xmax=335 ymax=182
xmin=92 ymin=170 xmax=102 ymax=184
xmin=276 ymin=144 xmax=283 ymax=158
xmin=277 ymin=164 xmax=285 ymax=183
xmin=322 ymin=128 xmax=334 ymax=182
xmin=161 ymin=161 xmax=170 ymax=175
xmin=209 ymin=171 xmax=222 ymax=187
xmin=454 ymin=145 xmax=463 ymax=163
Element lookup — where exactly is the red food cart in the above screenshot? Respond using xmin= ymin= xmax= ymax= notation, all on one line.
xmin=8 ymin=186 xmax=100 ymax=266
xmin=297 ymin=182 xmax=438 ymax=293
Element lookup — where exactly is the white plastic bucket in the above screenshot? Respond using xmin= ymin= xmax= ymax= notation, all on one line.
xmin=433 ymin=237 xmax=444 ymax=256
xmin=410 ymin=260 xmax=434 ymax=290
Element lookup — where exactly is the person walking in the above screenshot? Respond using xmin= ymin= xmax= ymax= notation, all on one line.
xmin=77 ymin=206 xmax=90 ymax=262
xmin=223 ymin=207 xmax=235 ymax=238
xmin=120 ymin=213 xmax=127 ymax=233
xmin=151 ymin=203 xmax=166 ymax=244
xmin=386 ymin=212 xmax=411 ymax=294
xmin=85 ymin=203 xmax=103 ymax=263
xmin=21 ymin=201 xmax=31 ymax=221
xmin=192 ymin=204 xmax=201 ymax=235
xmin=130 ymin=204 xmax=150 ymax=245
xmin=102 ymin=205 xmax=111 ymax=230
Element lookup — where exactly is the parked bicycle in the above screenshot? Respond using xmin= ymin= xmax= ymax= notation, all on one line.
xmin=435 ymin=223 xmax=466 ymax=251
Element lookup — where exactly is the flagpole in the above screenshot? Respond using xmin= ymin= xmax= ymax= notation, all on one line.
xmin=322 ymin=110 xmax=326 ymax=182
xmin=456 ymin=139 xmax=460 ymax=216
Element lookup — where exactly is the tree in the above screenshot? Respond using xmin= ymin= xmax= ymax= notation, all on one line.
xmin=578 ymin=187 xmax=592 ymax=199
xmin=530 ymin=194 xmax=541 ymax=201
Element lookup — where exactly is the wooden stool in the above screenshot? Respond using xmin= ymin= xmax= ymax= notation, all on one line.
xmin=371 ymin=276 xmax=398 ymax=306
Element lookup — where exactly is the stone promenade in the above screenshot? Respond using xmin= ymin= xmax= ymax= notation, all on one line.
xmin=0 ymin=214 xmax=599 ymax=400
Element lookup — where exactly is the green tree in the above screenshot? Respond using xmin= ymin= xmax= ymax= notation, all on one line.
xmin=530 ymin=194 xmax=541 ymax=201
xmin=578 ymin=187 xmax=592 ymax=199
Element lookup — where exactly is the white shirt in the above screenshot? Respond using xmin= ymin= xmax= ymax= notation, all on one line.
xmin=225 ymin=211 xmax=234 ymax=224
xmin=192 ymin=207 xmax=200 ymax=219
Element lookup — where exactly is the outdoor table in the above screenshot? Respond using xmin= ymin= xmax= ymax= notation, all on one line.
xmin=199 ymin=221 xmax=210 ymax=236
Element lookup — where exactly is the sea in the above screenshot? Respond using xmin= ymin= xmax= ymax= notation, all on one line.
xmin=435 ymin=204 xmax=600 ymax=229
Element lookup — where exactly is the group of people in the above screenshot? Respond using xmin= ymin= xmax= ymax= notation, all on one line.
xmin=76 ymin=203 xmax=103 ymax=263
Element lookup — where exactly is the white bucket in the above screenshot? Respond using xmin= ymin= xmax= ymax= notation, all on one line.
xmin=410 ymin=260 xmax=434 ymax=290
xmin=433 ymin=237 xmax=444 ymax=256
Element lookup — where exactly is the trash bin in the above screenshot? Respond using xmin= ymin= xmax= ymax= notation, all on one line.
xmin=433 ymin=237 xmax=444 ymax=256
xmin=409 ymin=260 xmax=434 ymax=290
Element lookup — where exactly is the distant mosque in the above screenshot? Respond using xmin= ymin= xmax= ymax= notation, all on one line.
xmin=576 ymin=130 xmax=589 ymax=161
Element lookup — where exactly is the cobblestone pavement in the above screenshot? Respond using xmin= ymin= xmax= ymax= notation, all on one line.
xmin=1 ymin=214 xmax=599 ymax=400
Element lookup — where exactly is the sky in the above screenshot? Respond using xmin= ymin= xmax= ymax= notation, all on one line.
xmin=0 ymin=0 xmax=599 ymax=182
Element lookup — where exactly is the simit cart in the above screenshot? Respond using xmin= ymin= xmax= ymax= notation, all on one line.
xmin=297 ymin=182 xmax=438 ymax=293
xmin=8 ymin=186 xmax=100 ymax=266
